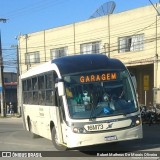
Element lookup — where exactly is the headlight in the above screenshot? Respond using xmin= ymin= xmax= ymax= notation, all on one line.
xmin=131 ymin=116 xmax=141 ymax=127
xmin=135 ymin=119 xmax=141 ymax=125
xmin=73 ymin=127 xmax=79 ymax=133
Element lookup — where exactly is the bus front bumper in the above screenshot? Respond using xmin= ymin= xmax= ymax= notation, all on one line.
xmin=66 ymin=125 xmax=143 ymax=148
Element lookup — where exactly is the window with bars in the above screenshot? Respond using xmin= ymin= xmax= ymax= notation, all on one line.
xmin=80 ymin=41 xmax=100 ymax=54
xmin=25 ymin=52 xmax=40 ymax=64
xmin=118 ymin=34 xmax=144 ymax=53
xmin=50 ymin=47 xmax=68 ymax=59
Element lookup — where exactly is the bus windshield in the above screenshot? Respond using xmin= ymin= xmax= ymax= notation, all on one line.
xmin=63 ymin=70 xmax=138 ymax=119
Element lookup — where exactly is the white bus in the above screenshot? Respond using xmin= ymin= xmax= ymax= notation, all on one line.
xmin=21 ymin=54 xmax=143 ymax=150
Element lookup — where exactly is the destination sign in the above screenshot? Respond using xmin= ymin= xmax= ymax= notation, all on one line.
xmin=80 ymin=73 xmax=117 ymax=83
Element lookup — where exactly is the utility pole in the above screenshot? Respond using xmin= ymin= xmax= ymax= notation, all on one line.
xmin=0 ymin=18 xmax=7 ymax=117
xmin=108 ymin=14 xmax=111 ymax=58
xmin=16 ymin=45 xmax=21 ymax=116
xmin=11 ymin=44 xmax=21 ymax=116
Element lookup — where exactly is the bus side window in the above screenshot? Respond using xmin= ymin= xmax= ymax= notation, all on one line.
xmin=32 ymin=77 xmax=38 ymax=104
xmin=33 ymin=91 xmax=38 ymax=104
xmin=27 ymin=79 xmax=32 ymax=91
xmin=38 ymin=75 xmax=45 ymax=105
xmin=53 ymin=72 xmax=58 ymax=106
xmin=45 ymin=73 xmax=53 ymax=89
xmin=22 ymin=80 xmax=28 ymax=104
xmin=27 ymin=79 xmax=32 ymax=104
xmin=45 ymin=72 xmax=54 ymax=106
xmin=32 ymin=77 xmax=38 ymax=90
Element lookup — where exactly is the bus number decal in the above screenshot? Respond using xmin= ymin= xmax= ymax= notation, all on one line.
xmin=87 ymin=124 xmax=103 ymax=131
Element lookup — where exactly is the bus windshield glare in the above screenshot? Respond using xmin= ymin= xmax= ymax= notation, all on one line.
xmin=63 ymin=70 xmax=138 ymax=119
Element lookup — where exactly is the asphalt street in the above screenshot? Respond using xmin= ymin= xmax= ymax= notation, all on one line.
xmin=0 ymin=117 xmax=160 ymax=160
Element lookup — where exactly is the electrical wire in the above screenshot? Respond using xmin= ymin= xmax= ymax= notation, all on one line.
xmin=3 ymin=0 xmax=72 ymax=20
xmin=2 ymin=2 xmax=160 ymax=71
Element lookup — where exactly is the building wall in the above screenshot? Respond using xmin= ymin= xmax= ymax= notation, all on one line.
xmin=110 ymin=6 xmax=158 ymax=63
xmin=18 ymin=4 xmax=160 ymax=105
xmin=128 ymin=64 xmax=154 ymax=106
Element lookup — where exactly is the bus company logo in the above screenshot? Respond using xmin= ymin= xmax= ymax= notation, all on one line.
xmin=106 ymin=123 xmax=113 ymax=129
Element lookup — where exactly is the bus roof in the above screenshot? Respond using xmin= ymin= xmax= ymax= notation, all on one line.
xmin=21 ymin=54 xmax=126 ymax=79
xmin=52 ymin=54 xmax=126 ymax=75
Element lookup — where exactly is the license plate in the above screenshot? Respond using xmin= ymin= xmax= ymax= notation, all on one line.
xmin=105 ymin=135 xmax=117 ymax=141
xmin=84 ymin=124 xmax=104 ymax=131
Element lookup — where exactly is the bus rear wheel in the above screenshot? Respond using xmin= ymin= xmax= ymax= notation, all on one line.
xmin=51 ymin=127 xmax=67 ymax=151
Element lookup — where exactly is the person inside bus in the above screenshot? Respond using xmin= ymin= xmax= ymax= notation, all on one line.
xmin=66 ymin=87 xmax=79 ymax=114
xmin=109 ymin=85 xmax=133 ymax=114
xmin=66 ymin=86 xmax=82 ymax=102
xmin=66 ymin=87 xmax=73 ymax=98
xmin=82 ymin=91 xmax=90 ymax=105
xmin=100 ymin=85 xmax=125 ymax=113
xmin=82 ymin=90 xmax=92 ymax=110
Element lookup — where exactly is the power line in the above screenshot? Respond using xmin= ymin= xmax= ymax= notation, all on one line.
xmin=4 ymin=0 xmax=72 ymax=20
xmin=16 ymin=15 xmax=159 ymax=50
xmin=148 ymin=0 xmax=160 ymax=15
xmin=2 ymin=3 xmax=160 ymax=71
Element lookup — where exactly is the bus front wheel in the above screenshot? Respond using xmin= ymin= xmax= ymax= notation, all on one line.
xmin=28 ymin=118 xmax=39 ymax=138
xmin=51 ymin=127 xmax=67 ymax=151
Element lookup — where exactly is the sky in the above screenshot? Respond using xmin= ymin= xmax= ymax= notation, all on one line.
xmin=0 ymin=0 xmax=159 ymax=72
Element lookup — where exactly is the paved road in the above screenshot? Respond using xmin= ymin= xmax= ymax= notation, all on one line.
xmin=0 ymin=118 xmax=160 ymax=160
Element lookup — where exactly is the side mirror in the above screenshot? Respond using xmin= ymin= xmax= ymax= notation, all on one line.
xmin=58 ymin=82 xmax=65 ymax=96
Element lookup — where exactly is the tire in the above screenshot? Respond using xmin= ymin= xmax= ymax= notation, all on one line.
xmin=28 ymin=119 xmax=40 ymax=138
xmin=51 ymin=127 xmax=67 ymax=151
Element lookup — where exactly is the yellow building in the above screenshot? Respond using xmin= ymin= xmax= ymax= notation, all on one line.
xmin=18 ymin=4 xmax=160 ymax=106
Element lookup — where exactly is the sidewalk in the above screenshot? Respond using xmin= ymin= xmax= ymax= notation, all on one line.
xmin=0 ymin=116 xmax=22 ymax=123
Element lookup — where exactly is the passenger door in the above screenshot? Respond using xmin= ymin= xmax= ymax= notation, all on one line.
xmin=55 ymin=88 xmax=67 ymax=144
